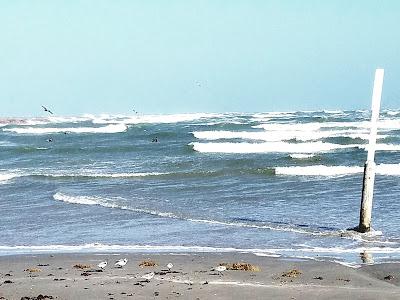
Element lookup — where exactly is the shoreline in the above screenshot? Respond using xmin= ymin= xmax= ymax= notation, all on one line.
xmin=1 ymin=252 xmax=399 ymax=299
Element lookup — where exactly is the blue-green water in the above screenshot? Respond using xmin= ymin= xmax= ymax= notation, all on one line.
xmin=1 ymin=110 xmax=400 ymax=265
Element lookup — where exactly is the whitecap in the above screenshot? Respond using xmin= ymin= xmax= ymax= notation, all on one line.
xmin=275 ymin=163 xmax=400 ymax=177
xmin=4 ymin=124 xmax=128 ymax=134
xmin=0 ymin=173 xmax=20 ymax=184
xmin=191 ymin=141 xmax=354 ymax=154
xmin=289 ymin=153 xmax=315 ymax=159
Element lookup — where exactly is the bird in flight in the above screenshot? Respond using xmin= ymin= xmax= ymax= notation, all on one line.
xmin=41 ymin=105 xmax=53 ymax=114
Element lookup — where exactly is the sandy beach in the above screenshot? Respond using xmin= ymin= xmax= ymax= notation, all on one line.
xmin=0 ymin=252 xmax=399 ymax=300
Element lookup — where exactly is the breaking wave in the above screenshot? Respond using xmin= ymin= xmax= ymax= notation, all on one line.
xmin=0 ymin=173 xmax=21 ymax=183
xmin=40 ymin=172 xmax=166 ymax=179
xmin=192 ymin=130 xmax=385 ymax=142
xmin=289 ymin=153 xmax=316 ymax=159
xmin=276 ymin=164 xmax=400 ymax=176
xmin=91 ymin=113 xmax=224 ymax=125
xmin=191 ymin=141 xmax=355 ymax=154
xmin=52 ymin=192 xmax=394 ymax=242
xmin=4 ymin=124 xmax=128 ymax=134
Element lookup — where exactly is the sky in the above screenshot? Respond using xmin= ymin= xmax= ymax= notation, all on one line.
xmin=1 ymin=0 xmax=400 ymax=116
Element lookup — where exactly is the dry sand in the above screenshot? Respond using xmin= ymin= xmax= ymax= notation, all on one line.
xmin=0 ymin=252 xmax=399 ymax=299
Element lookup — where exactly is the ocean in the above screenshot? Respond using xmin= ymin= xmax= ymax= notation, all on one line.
xmin=1 ymin=110 xmax=400 ymax=266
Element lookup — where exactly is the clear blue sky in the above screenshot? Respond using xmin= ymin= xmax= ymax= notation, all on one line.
xmin=1 ymin=1 xmax=399 ymax=116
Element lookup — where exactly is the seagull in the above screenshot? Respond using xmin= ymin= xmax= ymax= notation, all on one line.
xmin=41 ymin=105 xmax=53 ymax=114
xmin=215 ymin=265 xmax=227 ymax=275
xmin=141 ymin=272 xmax=155 ymax=281
xmin=195 ymin=81 xmax=201 ymax=87
xmin=97 ymin=261 xmax=107 ymax=270
xmin=115 ymin=258 xmax=128 ymax=268
xmin=167 ymin=263 xmax=173 ymax=271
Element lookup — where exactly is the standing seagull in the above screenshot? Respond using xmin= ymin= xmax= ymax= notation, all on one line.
xmin=167 ymin=263 xmax=173 ymax=271
xmin=215 ymin=265 xmax=227 ymax=276
xmin=41 ymin=105 xmax=53 ymax=114
xmin=141 ymin=272 xmax=155 ymax=281
xmin=97 ymin=261 xmax=107 ymax=270
xmin=115 ymin=258 xmax=128 ymax=268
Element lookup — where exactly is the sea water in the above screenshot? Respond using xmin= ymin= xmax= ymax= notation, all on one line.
xmin=1 ymin=110 xmax=400 ymax=265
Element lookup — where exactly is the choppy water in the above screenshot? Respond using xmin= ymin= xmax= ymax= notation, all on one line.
xmin=1 ymin=110 xmax=400 ymax=265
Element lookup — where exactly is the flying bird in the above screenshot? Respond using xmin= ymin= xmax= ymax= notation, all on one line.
xmin=97 ymin=261 xmax=107 ymax=270
xmin=115 ymin=258 xmax=128 ymax=268
xmin=41 ymin=105 xmax=53 ymax=114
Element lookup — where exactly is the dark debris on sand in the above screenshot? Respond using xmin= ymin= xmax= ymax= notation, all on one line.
xmin=2 ymin=280 xmax=13 ymax=284
xmin=384 ymin=275 xmax=395 ymax=281
xmin=281 ymin=269 xmax=302 ymax=278
xmin=20 ymin=295 xmax=54 ymax=300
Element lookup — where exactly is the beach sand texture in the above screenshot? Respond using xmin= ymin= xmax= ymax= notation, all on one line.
xmin=1 ymin=252 xmax=399 ymax=300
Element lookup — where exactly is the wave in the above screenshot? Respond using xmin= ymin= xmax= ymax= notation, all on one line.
xmin=385 ymin=110 xmax=400 ymax=116
xmin=254 ymin=119 xmax=400 ymax=132
xmin=192 ymin=130 xmax=387 ymax=142
xmin=1 ymin=243 xmax=398 ymax=256
xmin=359 ymin=144 xmax=400 ymax=151
xmin=289 ymin=154 xmax=316 ymax=159
xmin=91 ymin=113 xmax=224 ymax=125
xmin=41 ymin=172 xmax=167 ymax=179
xmin=275 ymin=164 xmax=400 ymax=177
xmin=52 ymin=193 xmax=387 ymax=241
xmin=191 ymin=141 xmax=355 ymax=154
xmin=53 ymin=192 xmax=177 ymax=219
xmin=3 ymin=124 xmax=128 ymax=134
xmin=0 ymin=118 xmax=49 ymax=126
xmin=0 ymin=141 xmax=17 ymax=147
xmin=0 ymin=173 xmax=21 ymax=183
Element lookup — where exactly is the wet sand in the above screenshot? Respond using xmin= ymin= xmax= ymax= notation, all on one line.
xmin=0 ymin=252 xmax=399 ymax=300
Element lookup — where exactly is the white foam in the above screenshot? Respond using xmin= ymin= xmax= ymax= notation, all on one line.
xmin=52 ymin=192 xmax=335 ymax=237
xmin=276 ymin=165 xmax=362 ymax=176
xmin=323 ymin=110 xmax=344 ymax=114
xmin=360 ymin=144 xmax=400 ymax=151
xmin=0 ymin=141 xmax=17 ymax=147
xmin=386 ymin=111 xmax=400 ymax=116
xmin=1 ymin=243 xmax=399 ymax=263
xmin=92 ymin=113 xmax=224 ymax=125
xmin=376 ymin=163 xmax=400 ymax=176
xmin=0 ymin=173 xmax=20 ymax=183
xmin=47 ymin=172 xmax=166 ymax=178
xmin=54 ymin=193 xmax=101 ymax=205
xmin=254 ymin=119 xmax=400 ymax=132
xmin=289 ymin=154 xmax=315 ymax=159
xmin=193 ymin=128 xmax=389 ymax=143
xmin=4 ymin=124 xmax=128 ymax=134
xmin=53 ymin=193 xmax=177 ymax=219
xmin=191 ymin=141 xmax=353 ymax=154
xmin=275 ymin=164 xmax=400 ymax=177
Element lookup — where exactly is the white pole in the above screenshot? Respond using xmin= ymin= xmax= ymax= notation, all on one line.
xmin=358 ymin=69 xmax=384 ymax=233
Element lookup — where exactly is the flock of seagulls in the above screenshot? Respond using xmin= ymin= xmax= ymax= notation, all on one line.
xmin=95 ymin=258 xmax=226 ymax=282
xmin=96 ymin=258 xmax=171 ymax=282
